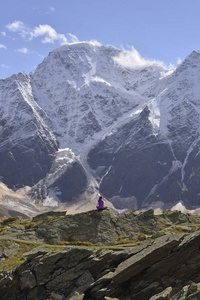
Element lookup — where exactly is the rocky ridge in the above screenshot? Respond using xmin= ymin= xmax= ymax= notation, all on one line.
xmin=1 ymin=209 xmax=200 ymax=299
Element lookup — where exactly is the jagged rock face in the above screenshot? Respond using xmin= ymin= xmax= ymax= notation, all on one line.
xmin=47 ymin=161 xmax=88 ymax=202
xmin=88 ymin=50 xmax=200 ymax=209
xmin=29 ymin=43 xmax=164 ymax=153
xmin=0 ymin=44 xmax=200 ymax=209
xmin=88 ymin=108 xmax=174 ymax=204
xmin=0 ymin=136 xmax=57 ymax=188
xmin=0 ymin=73 xmax=58 ymax=188
xmin=2 ymin=209 xmax=200 ymax=300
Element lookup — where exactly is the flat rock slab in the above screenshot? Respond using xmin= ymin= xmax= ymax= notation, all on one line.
xmin=112 ymin=234 xmax=184 ymax=283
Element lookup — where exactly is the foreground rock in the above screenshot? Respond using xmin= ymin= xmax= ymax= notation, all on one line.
xmin=1 ymin=230 xmax=200 ymax=299
xmin=1 ymin=210 xmax=200 ymax=299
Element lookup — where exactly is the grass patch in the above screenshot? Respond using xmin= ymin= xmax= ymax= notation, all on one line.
xmin=23 ymin=220 xmax=42 ymax=229
xmin=0 ymin=256 xmax=24 ymax=271
xmin=0 ymin=217 xmax=23 ymax=233
xmin=158 ymin=224 xmax=166 ymax=230
xmin=138 ymin=232 xmax=146 ymax=241
xmin=58 ymin=240 xmax=95 ymax=247
xmin=0 ymin=240 xmax=36 ymax=271
xmin=115 ymin=235 xmax=140 ymax=245
xmin=168 ymin=226 xmax=191 ymax=234
xmin=188 ymin=225 xmax=198 ymax=232
xmin=1 ymin=217 xmax=21 ymax=225
xmin=0 ymin=239 xmax=70 ymax=271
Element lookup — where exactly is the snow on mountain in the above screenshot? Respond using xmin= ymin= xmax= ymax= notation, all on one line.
xmin=28 ymin=42 xmax=168 ymax=208
xmin=0 ymin=42 xmax=200 ymax=215
xmin=30 ymin=42 xmax=165 ymax=149
xmin=0 ymin=72 xmax=58 ymax=189
xmin=87 ymin=47 xmax=200 ymax=209
xmin=145 ymin=50 xmax=200 ymax=203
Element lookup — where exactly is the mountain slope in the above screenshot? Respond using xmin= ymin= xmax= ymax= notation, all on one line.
xmin=0 ymin=43 xmax=200 ymax=212
xmin=88 ymin=49 xmax=200 ymax=209
xmin=0 ymin=73 xmax=58 ymax=189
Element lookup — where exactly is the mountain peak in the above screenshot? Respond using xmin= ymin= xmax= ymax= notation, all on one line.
xmin=176 ymin=49 xmax=200 ymax=73
xmin=51 ymin=41 xmax=103 ymax=53
xmin=190 ymin=49 xmax=200 ymax=56
xmin=183 ymin=49 xmax=200 ymax=63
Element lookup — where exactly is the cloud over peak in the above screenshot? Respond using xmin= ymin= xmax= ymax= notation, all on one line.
xmin=6 ymin=21 xmax=67 ymax=45
xmin=113 ymin=47 xmax=165 ymax=70
xmin=31 ymin=24 xmax=67 ymax=44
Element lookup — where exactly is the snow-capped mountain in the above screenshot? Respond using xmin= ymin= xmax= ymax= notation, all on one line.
xmin=0 ymin=42 xmax=200 ymax=214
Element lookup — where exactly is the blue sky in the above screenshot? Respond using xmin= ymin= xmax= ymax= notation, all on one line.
xmin=0 ymin=0 xmax=199 ymax=79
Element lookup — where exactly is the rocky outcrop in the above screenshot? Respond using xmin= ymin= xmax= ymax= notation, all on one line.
xmin=1 ymin=210 xmax=200 ymax=299
xmin=1 ymin=230 xmax=200 ymax=299
xmin=32 ymin=209 xmax=200 ymax=245
xmin=1 ymin=209 xmax=199 ymax=245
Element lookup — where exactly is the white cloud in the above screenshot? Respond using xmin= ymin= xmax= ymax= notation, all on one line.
xmin=16 ymin=48 xmax=44 ymax=59
xmin=168 ymin=63 xmax=175 ymax=69
xmin=1 ymin=64 xmax=10 ymax=69
xmin=17 ymin=47 xmax=29 ymax=54
xmin=31 ymin=24 xmax=67 ymax=44
xmin=68 ymin=33 xmax=79 ymax=43
xmin=89 ymin=40 xmax=102 ymax=47
xmin=177 ymin=57 xmax=182 ymax=65
xmin=113 ymin=47 xmax=165 ymax=70
xmin=6 ymin=21 xmax=67 ymax=45
xmin=1 ymin=32 xmax=6 ymax=37
xmin=6 ymin=21 xmax=29 ymax=38
xmin=0 ymin=44 xmax=7 ymax=49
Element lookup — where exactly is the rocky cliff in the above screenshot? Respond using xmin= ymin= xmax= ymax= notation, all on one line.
xmin=1 ymin=209 xmax=200 ymax=299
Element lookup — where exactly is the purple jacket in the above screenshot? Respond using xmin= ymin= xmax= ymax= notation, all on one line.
xmin=98 ymin=198 xmax=104 ymax=209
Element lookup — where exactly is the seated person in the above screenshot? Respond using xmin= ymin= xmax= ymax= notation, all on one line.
xmin=97 ymin=196 xmax=108 ymax=210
